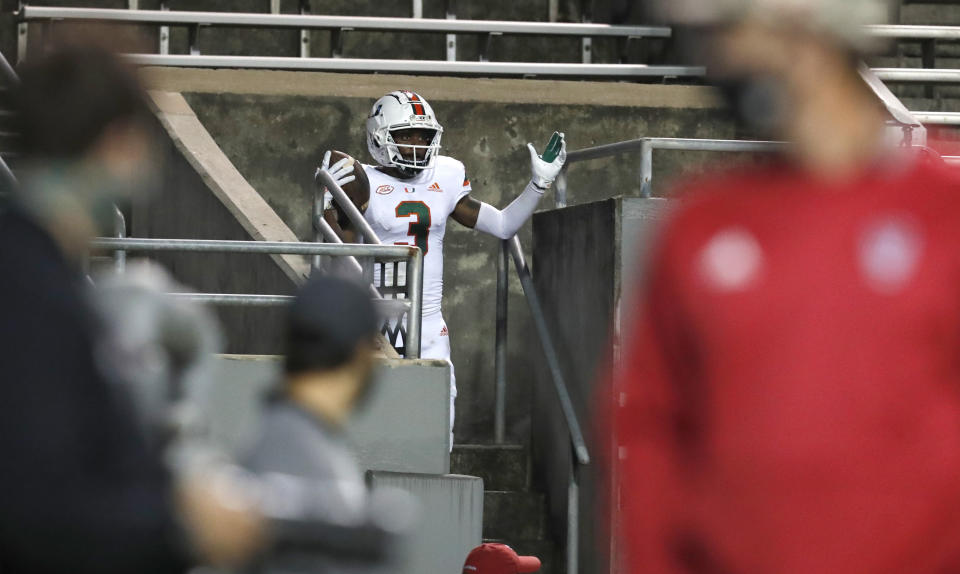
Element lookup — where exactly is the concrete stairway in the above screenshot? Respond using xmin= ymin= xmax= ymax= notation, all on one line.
xmin=452 ymin=444 xmax=560 ymax=574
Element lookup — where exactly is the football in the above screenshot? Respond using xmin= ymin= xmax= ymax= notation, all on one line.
xmin=328 ymin=150 xmax=370 ymax=212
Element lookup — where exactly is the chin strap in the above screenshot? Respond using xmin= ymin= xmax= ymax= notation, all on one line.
xmin=473 ymin=180 xmax=544 ymax=240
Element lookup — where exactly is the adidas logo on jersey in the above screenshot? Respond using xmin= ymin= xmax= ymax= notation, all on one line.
xmin=429 ymin=182 xmax=443 ymax=192
xmin=440 ymin=326 xmax=449 ymax=337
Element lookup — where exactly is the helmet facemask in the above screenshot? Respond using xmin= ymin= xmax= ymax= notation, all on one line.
xmin=384 ymin=127 xmax=443 ymax=173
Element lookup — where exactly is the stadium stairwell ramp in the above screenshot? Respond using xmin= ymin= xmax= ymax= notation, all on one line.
xmin=141 ymin=92 xmax=482 ymax=574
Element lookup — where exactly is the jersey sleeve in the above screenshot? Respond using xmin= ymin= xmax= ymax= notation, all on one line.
xmin=453 ymin=161 xmax=472 ymax=208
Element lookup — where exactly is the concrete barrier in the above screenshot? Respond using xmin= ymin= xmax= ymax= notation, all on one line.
xmin=203 ymin=355 xmax=453 ymax=475
xmin=368 ymin=471 xmax=484 ymax=574
xmin=530 ymin=197 xmax=670 ymax=574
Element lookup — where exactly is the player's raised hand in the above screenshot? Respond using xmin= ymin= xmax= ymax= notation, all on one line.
xmin=527 ymin=132 xmax=567 ymax=192
xmin=317 ymin=150 xmax=357 ymax=189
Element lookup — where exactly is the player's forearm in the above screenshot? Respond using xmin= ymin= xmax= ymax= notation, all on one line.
xmin=474 ymin=181 xmax=544 ymax=240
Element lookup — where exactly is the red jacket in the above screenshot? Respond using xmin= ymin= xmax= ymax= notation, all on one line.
xmin=616 ymin=157 xmax=960 ymax=574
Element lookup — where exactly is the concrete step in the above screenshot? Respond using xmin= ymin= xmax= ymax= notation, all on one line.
xmin=451 ymin=444 xmax=528 ymax=492
xmin=483 ymin=490 xmax=547 ymax=541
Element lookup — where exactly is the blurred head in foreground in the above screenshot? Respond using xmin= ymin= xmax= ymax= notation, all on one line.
xmin=12 ymin=45 xmax=156 ymax=258
xmin=283 ymin=275 xmax=380 ymax=426
xmin=651 ymin=0 xmax=893 ymax=174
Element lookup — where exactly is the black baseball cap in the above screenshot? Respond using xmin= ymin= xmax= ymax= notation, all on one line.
xmin=285 ymin=275 xmax=379 ymax=374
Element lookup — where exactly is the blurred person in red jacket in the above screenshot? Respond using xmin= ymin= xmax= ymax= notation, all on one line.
xmin=613 ymin=2 xmax=960 ymax=574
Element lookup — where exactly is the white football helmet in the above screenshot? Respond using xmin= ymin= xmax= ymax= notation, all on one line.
xmin=366 ymin=90 xmax=444 ymax=173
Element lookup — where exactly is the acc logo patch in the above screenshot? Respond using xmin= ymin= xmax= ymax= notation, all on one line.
xmin=376 ymin=185 xmax=394 ymax=195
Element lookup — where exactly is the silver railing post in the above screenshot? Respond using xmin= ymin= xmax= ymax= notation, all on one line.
xmin=445 ymin=0 xmax=457 ymax=62
xmin=312 ymin=176 xmax=325 ymax=272
xmin=299 ymin=0 xmax=311 ymax=59
xmin=412 ymin=0 xmax=423 ymax=19
xmin=639 ymin=138 xmax=653 ymax=198
xmin=113 ymin=206 xmax=127 ymax=274
xmin=159 ymin=1 xmax=169 ymax=55
xmin=494 ymin=239 xmax=508 ymax=443
xmin=567 ymin=457 xmax=580 ymax=574
xmin=16 ymin=1 xmax=27 ymax=65
xmin=405 ymin=246 xmax=424 ymax=359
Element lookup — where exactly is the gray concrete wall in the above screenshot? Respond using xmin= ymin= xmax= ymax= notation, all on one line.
xmin=369 ymin=472 xmax=483 ymax=574
xmin=131 ymin=91 xmax=311 ymax=355
xmin=204 ymin=355 xmax=453 ymax=475
xmin=136 ymin=67 xmax=734 ymax=444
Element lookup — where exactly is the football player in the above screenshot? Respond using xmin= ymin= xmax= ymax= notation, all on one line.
xmin=320 ymin=90 xmax=566 ymax=445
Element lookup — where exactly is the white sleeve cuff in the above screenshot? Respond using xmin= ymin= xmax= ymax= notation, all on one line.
xmin=474 ymin=180 xmax=543 ymax=240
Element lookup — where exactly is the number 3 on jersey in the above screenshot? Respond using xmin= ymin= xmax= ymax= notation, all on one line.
xmin=396 ymin=201 xmax=432 ymax=254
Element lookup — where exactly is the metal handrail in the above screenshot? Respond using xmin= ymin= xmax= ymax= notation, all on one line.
xmin=507 ymin=236 xmax=590 ymax=466
xmin=866 ymin=24 xmax=960 ymax=40
xmin=315 ymin=169 xmax=382 ymax=246
xmin=556 ymin=137 xmax=786 ymax=202
xmin=19 ymin=6 xmax=671 ymax=38
xmin=90 ymin=237 xmax=424 ymax=358
xmin=121 ymin=54 xmax=705 ymax=78
xmin=0 ymin=49 xmax=19 ymax=88
xmin=23 ymin=8 xmax=960 ymax=42
xmin=873 ymin=68 xmax=960 ymax=83
xmin=914 ymin=111 xmax=960 ymax=125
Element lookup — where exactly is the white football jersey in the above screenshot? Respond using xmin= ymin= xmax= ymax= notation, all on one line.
xmin=362 ymin=155 xmax=472 ymax=317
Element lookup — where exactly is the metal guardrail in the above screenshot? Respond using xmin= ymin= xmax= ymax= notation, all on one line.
xmin=914 ymin=112 xmax=960 ymax=125
xmin=866 ymin=24 xmax=960 ymax=40
xmin=19 ymin=7 xmax=671 ymax=38
xmin=90 ymin=237 xmax=424 ymax=359
xmin=120 ymin=54 xmax=705 ymax=78
xmin=556 ymin=137 xmax=786 ymax=202
xmin=873 ymin=68 xmax=960 ymax=83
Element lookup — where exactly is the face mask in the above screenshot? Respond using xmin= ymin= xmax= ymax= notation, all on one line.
xmin=715 ymin=74 xmax=787 ymax=137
